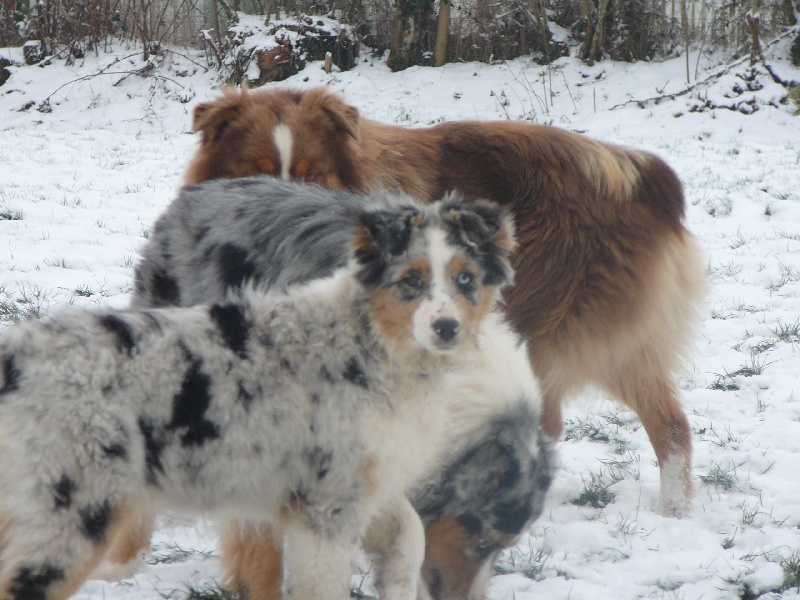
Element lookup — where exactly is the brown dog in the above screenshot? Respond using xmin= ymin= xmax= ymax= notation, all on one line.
xmin=106 ymin=87 xmax=706 ymax=600
xmin=186 ymin=89 xmax=706 ymax=512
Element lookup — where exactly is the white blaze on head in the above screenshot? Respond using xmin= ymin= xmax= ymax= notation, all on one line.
xmin=272 ymin=124 xmax=293 ymax=181
xmin=413 ymin=227 xmax=462 ymax=353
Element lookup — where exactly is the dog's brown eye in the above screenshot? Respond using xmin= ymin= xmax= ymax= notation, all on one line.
xmin=471 ymin=538 xmax=499 ymax=559
xmin=404 ymin=273 xmax=425 ymax=289
xmin=397 ymin=272 xmax=426 ymax=297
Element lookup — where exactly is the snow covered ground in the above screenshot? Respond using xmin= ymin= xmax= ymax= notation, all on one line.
xmin=1 ymin=30 xmax=799 ymax=600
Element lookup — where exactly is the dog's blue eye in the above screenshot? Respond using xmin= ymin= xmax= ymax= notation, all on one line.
xmin=456 ymin=271 xmax=474 ymax=289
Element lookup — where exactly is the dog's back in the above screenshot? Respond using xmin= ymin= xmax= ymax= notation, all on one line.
xmin=134 ymin=178 xmax=363 ymax=308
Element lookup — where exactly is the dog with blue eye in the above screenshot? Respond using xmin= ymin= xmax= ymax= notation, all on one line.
xmin=0 ymin=187 xmax=552 ymax=600
xmin=92 ymin=177 xmax=555 ymax=600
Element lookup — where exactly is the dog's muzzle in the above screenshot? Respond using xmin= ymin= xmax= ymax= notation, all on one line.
xmin=432 ymin=318 xmax=460 ymax=344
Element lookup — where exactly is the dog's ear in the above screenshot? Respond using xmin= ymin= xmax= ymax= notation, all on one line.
xmin=304 ymin=88 xmax=360 ymax=141
xmin=192 ymin=89 xmax=245 ymax=144
xmin=442 ymin=198 xmax=517 ymax=286
xmin=353 ymin=207 xmax=421 ymax=286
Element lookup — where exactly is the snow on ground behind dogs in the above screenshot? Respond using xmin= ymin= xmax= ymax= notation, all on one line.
xmin=1 ymin=34 xmax=799 ymax=599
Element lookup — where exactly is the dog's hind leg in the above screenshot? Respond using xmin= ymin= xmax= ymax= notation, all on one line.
xmin=219 ymin=519 xmax=284 ymax=600
xmin=602 ymin=364 xmax=693 ymax=515
xmin=363 ymin=497 xmax=425 ymax=600
xmin=539 ymin=389 xmax=566 ymax=441
xmin=536 ymin=352 xmax=693 ymax=515
xmin=90 ymin=505 xmax=156 ymax=581
xmin=282 ymin=521 xmax=353 ymax=600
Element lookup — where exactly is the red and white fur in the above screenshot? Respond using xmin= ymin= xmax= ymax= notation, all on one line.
xmin=101 ymin=86 xmax=707 ymax=599
xmin=185 ymin=86 xmax=707 ymax=514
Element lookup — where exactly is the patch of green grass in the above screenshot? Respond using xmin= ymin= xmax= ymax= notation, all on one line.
xmin=709 ymin=374 xmax=740 ymax=391
xmin=598 ymin=448 xmax=641 ymax=481
xmin=754 ymin=392 xmax=770 ymax=414
xmin=564 ymin=416 xmax=612 ymax=443
xmin=43 ymin=257 xmax=69 ymax=269
xmin=495 ymin=543 xmax=552 ymax=580
xmin=773 ymin=228 xmax=800 ymax=242
xmin=749 ymin=339 xmax=777 ymax=354
xmin=572 ymin=468 xmax=623 ymax=508
xmin=781 ymin=552 xmax=800 ymax=591
xmin=565 ymin=414 xmax=633 ymax=454
xmin=702 ymin=194 xmax=733 ymax=217
xmin=771 ymin=318 xmax=800 ymax=343
xmin=699 ymin=462 xmax=738 ymax=491
xmin=738 ymin=499 xmax=767 ymax=528
xmin=612 ymin=511 xmax=643 ymax=541
xmin=704 ymin=423 xmax=745 ymax=449
xmin=710 ymin=260 xmax=743 ymax=281
xmin=73 ymin=284 xmax=95 ymax=298
xmin=711 ymin=303 xmax=760 ymax=320
xmin=729 ymin=355 xmax=772 ymax=377
xmin=0 ymin=207 xmax=23 ymax=220
xmin=767 ymin=261 xmax=800 ymax=292
xmin=598 ymin=454 xmax=637 ymax=474
xmin=182 ymin=583 xmax=238 ymax=600
xmin=599 ymin=410 xmax=638 ymax=429
xmin=734 ymin=550 xmax=800 ymax=598
xmin=0 ymin=286 xmax=49 ymax=324
xmin=726 ymin=230 xmax=751 ymax=249
xmin=147 ymin=542 xmax=215 ymax=565
xmin=722 ymin=528 xmax=737 ymax=550
xmin=709 ymin=355 xmax=771 ymax=391
xmin=739 ymin=583 xmax=759 ymax=599
xmin=565 ymin=412 xmax=634 ymax=441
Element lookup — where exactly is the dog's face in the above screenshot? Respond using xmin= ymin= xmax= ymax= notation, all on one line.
xmin=187 ymin=87 xmax=365 ymax=191
xmin=353 ymin=198 xmax=516 ymax=357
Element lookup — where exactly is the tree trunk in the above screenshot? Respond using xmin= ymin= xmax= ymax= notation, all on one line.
xmin=746 ymin=0 xmax=762 ymax=65
xmin=781 ymin=0 xmax=797 ymax=25
xmin=581 ymin=0 xmax=596 ymax=62
xmin=387 ymin=0 xmax=432 ymax=72
xmin=526 ymin=0 xmax=552 ymax=62
xmin=681 ymin=0 xmax=689 ymax=82
xmin=587 ymin=0 xmax=610 ymax=64
xmin=212 ymin=0 xmax=222 ymax=50
xmin=434 ymin=0 xmax=449 ymax=67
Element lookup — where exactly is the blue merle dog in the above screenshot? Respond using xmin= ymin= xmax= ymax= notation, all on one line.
xmin=0 ymin=191 xmax=548 ymax=600
xmin=108 ymin=177 xmax=554 ymax=600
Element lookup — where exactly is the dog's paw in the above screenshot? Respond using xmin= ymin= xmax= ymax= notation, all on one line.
xmin=88 ymin=555 xmax=147 ymax=582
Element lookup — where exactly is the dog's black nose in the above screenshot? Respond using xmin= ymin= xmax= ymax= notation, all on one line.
xmin=432 ymin=318 xmax=460 ymax=342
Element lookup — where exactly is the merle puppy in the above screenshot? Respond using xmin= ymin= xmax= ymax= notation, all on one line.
xmin=0 ymin=195 xmax=544 ymax=600
xmin=119 ymin=177 xmax=554 ymax=600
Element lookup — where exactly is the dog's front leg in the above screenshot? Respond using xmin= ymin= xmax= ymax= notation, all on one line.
xmin=282 ymin=520 xmax=354 ymax=600
xmin=363 ymin=497 xmax=425 ymax=600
